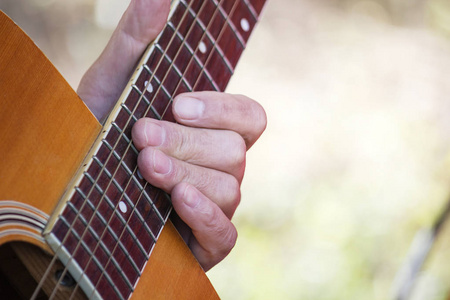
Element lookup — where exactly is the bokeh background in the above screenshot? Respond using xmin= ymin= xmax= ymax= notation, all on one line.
xmin=3 ymin=0 xmax=450 ymax=299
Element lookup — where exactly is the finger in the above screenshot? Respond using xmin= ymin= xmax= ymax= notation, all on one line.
xmin=132 ymin=118 xmax=246 ymax=180
xmin=171 ymin=183 xmax=237 ymax=271
xmin=172 ymin=92 xmax=267 ymax=149
xmin=137 ymin=148 xmax=240 ymax=218
xmin=78 ymin=0 xmax=170 ymax=121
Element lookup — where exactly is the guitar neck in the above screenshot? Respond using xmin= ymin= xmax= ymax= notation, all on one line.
xmin=46 ymin=0 xmax=266 ymax=299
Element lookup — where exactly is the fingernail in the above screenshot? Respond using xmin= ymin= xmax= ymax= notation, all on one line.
xmin=144 ymin=120 xmax=164 ymax=146
xmin=183 ymin=185 xmax=200 ymax=208
xmin=174 ymin=96 xmax=205 ymax=120
xmin=153 ymin=150 xmax=171 ymax=175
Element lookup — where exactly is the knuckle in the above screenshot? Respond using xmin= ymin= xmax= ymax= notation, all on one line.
xmin=250 ymin=100 xmax=268 ymax=136
xmin=204 ymin=209 xmax=237 ymax=255
xmin=219 ymin=224 xmax=238 ymax=255
xmin=203 ymin=204 xmax=220 ymax=229
xmin=171 ymin=124 xmax=201 ymax=162
xmin=234 ymin=95 xmax=267 ymax=143
xmin=224 ymin=175 xmax=242 ymax=213
xmin=227 ymin=131 xmax=247 ymax=167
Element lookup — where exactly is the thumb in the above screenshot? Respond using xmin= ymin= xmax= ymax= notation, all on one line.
xmin=78 ymin=0 xmax=170 ymax=121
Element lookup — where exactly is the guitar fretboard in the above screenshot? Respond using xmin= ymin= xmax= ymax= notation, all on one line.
xmin=48 ymin=0 xmax=266 ymax=299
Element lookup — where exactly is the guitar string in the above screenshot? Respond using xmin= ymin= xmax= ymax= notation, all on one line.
xmin=46 ymin=1 xmax=202 ymax=299
xmin=49 ymin=0 xmax=226 ymax=299
xmin=30 ymin=1 xmax=197 ymax=299
xmin=42 ymin=0 xmax=255 ymax=297
xmin=77 ymin=0 xmax=240 ymax=298
xmin=82 ymin=0 xmax=242 ymax=298
xmin=35 ymin=0 xmax=253 ymax=298
xmin=83 ymin=0 xmax=257 ymax=296
xmin=65 ymin=0 xmax=218 ymax=298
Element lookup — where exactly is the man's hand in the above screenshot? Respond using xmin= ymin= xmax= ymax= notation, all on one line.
xmin=132 ymin=92 xmax=266 ymax=270
xmin=77 ymin=0 xmax=266 ymax=271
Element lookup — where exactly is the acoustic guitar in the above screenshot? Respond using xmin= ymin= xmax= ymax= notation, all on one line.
xmin=0 ymin=0 xmax=266 ymax=298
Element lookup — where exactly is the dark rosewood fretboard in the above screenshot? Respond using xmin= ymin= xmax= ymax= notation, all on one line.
xmin=48 ymin=0 xmax=266 ymax=299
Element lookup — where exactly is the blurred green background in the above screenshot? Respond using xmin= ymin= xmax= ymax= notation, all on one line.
xmin=3 ymin=0 xmax=450 ymax=299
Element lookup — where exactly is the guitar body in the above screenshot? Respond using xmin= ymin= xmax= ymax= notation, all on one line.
xmin=0 ymin=11 xmax=217 ymax=299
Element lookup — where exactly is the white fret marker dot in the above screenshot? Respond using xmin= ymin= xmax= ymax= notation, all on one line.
xmin=144 ymin=81 xmax=153 ymax=93
xmin=199 ymin=41 xmax=207 ymax=54
xmin=240 ymin=18 xmax=250 ymax=32
xmin=119 ymin=201 xmax=127 ymax=214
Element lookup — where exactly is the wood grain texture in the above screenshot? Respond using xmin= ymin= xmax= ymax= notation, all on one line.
xmin=132 ymin=221 xmax=219 ymax=300
xmin=0 ymin=11 xmax=101 ymax=219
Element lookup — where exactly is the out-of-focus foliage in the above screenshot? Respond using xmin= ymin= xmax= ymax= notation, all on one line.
xmin=3 ymin=0 xmax=450 ymax=299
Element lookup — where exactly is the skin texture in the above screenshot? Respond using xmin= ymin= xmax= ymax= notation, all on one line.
xmin=77 ymin=0 xmax=266 ymax=271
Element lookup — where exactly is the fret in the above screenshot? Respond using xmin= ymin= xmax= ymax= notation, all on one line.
xmin=78 ymin=173 xmax=157 ymax=247
xmin=92 ymin=155 xmax=158 ymax=239
xmin=73 ymin=188 xmax=135 ymax=256
xmin=214 ymin=33 xmax=239 ymax=72
xmin=83 ymin=172 xmax=140 ymax=235
xmin=246 ymin=0 xmax=266 ymax=16
xmin=97 ymin=139 xmax=167 ymax=227
xmin=148 ymin=46 xmax=180 ymax=97
xmin=165 ymin=21 xmax=195 ymax=64
xmin=121 ymin=85 xmax=141 ymax=114
xmin=113 ymin=109 xmax=135 ymax=137
xmin=83 ymin=167 xmax=152 ymax=249
xmin=214 ymin=0 xmax=234 ymax=16
xmin=243 ymin=0 xmax=258 ymax=19
xmin=218 ymin=2 xmax=247 ymax=48
xmin=154 ymin=44 xmax=194 ymax=91
xmin=178 ymin=0 xmax=210 ymax=32
xmin=230 ymin=0 xmax=257 ymax=43
xmin=93 ymin=278 xmax=124 ymax=300
xmin=184 ymin=61 xmax=218 ymax=92
xmin=59 ymin=218 xmax=125 ymax=298
xmin=110 ymin=123 xmax=138 ymax=154
xmin=127 ymin=84 xmax=161 ymax=120
xmin=66 ymin=202 xmax=113 ymax=257
xmin=81 ymin=173 xmax=155 ymax=277
xmin=164 ymin=22 xmax=198 ymax=84
xmin=53 ymin=218 xmax=127 ymax=300
xmin=217 ymin=20 xmax=245 ymax=68
xmin=95 ymin=262 xmax=130 ymax=300
xmin=104 ymin=128 xmax=141 ymax=178
xmin=92 ymin=156 xmax=133 ymax=200
xmin=102 ymin=140 xmax=146 ymax=188
xmin=198 ymin=0 xmax=221 ymax=33
xmin=74 ymin=188 xmax=153 ymax=268
xmin=121 ymin=104 xmax=138 ymax=123
xmin=167 ymin=13 xmax=201 ymax=60
xmin=52 ymin=219 xmax=83 ymax=263
xmin=203 ymin=66 xmax=221 ymax=91
xmin=166 ymin=21 xmax=187 ymax=46
xmin=60 ymin=213 xmax=137 ymax=294
xmin=199 ymin=30 xmax=235 ymax=74
xmin=98 ymin=144 xmax=161 ymax=235
xmin=199 ymin=1 xmax=224 ymax=41
xmin=181 ymin=49 xmax=220 ymax=91
xmin=141 ymin=64 xmax=174 ymax=120
xmin=130 ymin=85 xmax=151 ymax=106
